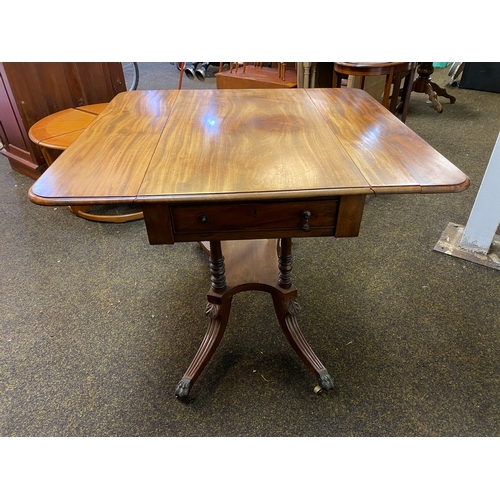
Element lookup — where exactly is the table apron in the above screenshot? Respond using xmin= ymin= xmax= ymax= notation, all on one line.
xmin=142 ymin=195 xmax=366 ymax=245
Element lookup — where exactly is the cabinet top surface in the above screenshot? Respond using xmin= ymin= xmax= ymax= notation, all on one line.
xmin=29 ymin=88 xmax=469 ymax=206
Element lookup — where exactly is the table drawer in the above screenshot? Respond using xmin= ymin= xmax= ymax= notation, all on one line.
xmin=170 ymin=199 xmax=339 ymax=237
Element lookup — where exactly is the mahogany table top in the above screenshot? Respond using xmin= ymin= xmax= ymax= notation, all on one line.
xmin=29 ymin=88 xmax=469 ymax=207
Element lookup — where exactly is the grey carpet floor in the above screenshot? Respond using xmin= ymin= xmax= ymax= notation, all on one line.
xmin=1 ymin=64 xmax=499 ymax=436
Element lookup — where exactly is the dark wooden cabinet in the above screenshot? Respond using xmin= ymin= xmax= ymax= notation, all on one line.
xmin=0 ymin=62 xmax=126 ymax=179
xmin=460 ymin=62 xmax=500 ymax=93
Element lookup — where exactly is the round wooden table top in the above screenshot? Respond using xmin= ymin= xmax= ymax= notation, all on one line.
xmin=29 ymin=103 xmax=109 ymax=151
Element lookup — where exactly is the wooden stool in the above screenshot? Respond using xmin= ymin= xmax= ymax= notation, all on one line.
xmin=332 ymin=62 xmax=416 ymax=123
xmin=29 ymin=104 xmax=143 ymax=223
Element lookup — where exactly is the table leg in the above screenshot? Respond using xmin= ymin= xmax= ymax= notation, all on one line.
xmin=412 ymin=62 xmax=456 ymax=113
xmin=175 ymin=241 xmax=230 ymax=398
xmin=274 ymin=238 xmax=334 ymax=391
xmin=271 ymin=295 xmax=334 ymax=391
xmin=175 ymin=297 xmax=233 ymax=398
xmin=175 ymin=238 xmax=334 ymax=398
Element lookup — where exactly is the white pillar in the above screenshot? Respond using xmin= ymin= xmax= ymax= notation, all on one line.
xmin=460 ymin=132 xmax=500 ymax=255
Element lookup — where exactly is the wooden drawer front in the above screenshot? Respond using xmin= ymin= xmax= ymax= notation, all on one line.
xmin=170 ymin=199 xmax=339 ymax=236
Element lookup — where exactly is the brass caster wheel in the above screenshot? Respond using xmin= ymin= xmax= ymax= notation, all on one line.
xmin=314 ymin=385 xmax=323 ymax=395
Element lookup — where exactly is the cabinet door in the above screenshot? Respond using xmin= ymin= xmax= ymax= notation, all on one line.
xmin=0 ymin=62 xmax=126 ymax=179
xmin=3 ymin=62 xmax=126 ymax=135
xmin=0 ymin=67 xmax=44 ymax=177
xmin=0 ymin=70 xmax=28 ymax=152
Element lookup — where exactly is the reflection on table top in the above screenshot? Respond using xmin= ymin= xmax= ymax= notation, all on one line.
xmin=29 ymin=88 xmax=469 ymax=207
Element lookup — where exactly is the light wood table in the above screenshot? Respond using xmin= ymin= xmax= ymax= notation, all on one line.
xmin=29 ymin=89 xmax=469 ymax=398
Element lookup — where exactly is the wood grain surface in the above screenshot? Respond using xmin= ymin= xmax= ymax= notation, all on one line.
xmin=308 ymin=88 xmax=469 ymax=194
xmin=138 ymin=89 xmax=371 ymax=202
xmin=30 ymin=90 xmax=178 ymax=205
xmin=29 ymin=88 xmax=469 ymax=206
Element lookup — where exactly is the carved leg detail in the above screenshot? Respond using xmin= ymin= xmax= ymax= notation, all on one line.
xmin=175 ymin=299 xmax=232 ymax=398
xmin=425 ymin=82 xmax=443 ymax=113
xmin=209 ymin=241 xmax=226 ymax=291
xmin=272 ymin=296 xmax=334 ymax=390
xmin=317 ymin=369 xmax=335 ymax=391
xmin=175 ymin=377 xmax=192 ymax=398
xmin=278 ymin=238 xmax=293 ymax=289
xmin=429 ymin=81 xmax=456 ymax=103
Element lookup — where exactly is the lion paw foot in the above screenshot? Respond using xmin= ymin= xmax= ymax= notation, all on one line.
xmin=317 ymin=370 xmax=334 ymax=391
xmin=175 ymin=377 xmax=192 ymax=398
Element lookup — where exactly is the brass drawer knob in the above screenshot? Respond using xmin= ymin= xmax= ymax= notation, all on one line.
xmin=301 ymin=210 xmax=311 ymax=231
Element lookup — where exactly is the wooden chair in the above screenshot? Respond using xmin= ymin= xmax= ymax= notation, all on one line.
xmin=332 ymin=62 xmax=416 ymax=123
xmin=216 ymin=62 xmax=297 ymax=89
xmin=29 ymin=104 xmax=143 ymax=223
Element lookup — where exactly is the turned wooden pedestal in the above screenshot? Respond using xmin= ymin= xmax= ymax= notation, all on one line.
xmin=174 ymin=238 xmax=334 ymax=398
xmin=412 ymin=62 xmax=456 ymax=113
